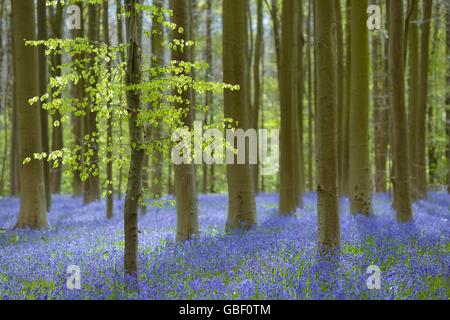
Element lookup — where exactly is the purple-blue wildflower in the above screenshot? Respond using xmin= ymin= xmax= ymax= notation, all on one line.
xmin=0 ymin=192 xmax=448 ymax=300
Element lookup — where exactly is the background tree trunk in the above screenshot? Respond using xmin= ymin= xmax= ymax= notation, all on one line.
xmin=223 ymin=0 xmax=256 ymax=229
xmin=104 ymin=0 xmax=114 ymax=219
xmin=335 ymin=0 xmax=344 ymax=195
xmin=446 ymin=0 xmax=450 ymax=194
xmin=202 ymin=0 xmax=213 ymax=195
xmin=116 ymin=0 xmax=125 ymax=201
xmin=171 ymin=0 xmax=199 ymax=242
xmin=407 ymin=0 xmax=419 ymax=199
xmin=307 ymin=0 xmax=314 ymax=192
xmin=297 ymin=1 xmax=305 ymax=206
xmin=71 ymin=2 xmax=84 ymax=197
xmin=84 ymin=2 xmax=101 ymax=204
xmin=0 ymin=0 xmax=6 ymax=196
xmin=150 ymin=0 xmax=164 ymax=201
xmin=373 ymin=0 xmax=388 ymax=193
xmin=252 ymin=0 xmax=263 ymax=195
xmin=10 ymin=43 xmax=19 ymax=197
xmin=12 ymin=0 xmax=47 ymax=229
xmin=389 ymin=0 xmax=413 ymax=222
xmin=50 ymin=4 xmax=63 ymax=195
xmin=417 ymin=0 xmax=433 ymax=199
xmin=279 ymin=0 xmax=300 ymax=216
xmin=37 ymin=0 xmax=51 ymax=209
xmin=349 ymin=0 xmax=372 ymax=216
xmin=340 ymin=0 xmax=351 ymax=197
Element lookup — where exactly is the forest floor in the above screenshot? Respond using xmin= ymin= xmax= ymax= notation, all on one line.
xmin=0 ymin=193 xmax=448 ymax=300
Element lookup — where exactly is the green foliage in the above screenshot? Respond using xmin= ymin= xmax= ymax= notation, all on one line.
xmin=25 ymin=1 xmax=237 ymax=204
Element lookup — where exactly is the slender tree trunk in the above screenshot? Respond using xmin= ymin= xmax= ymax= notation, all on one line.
xmin=117 ymin=0 xmax=125 ymax=201
xmin=171 ymin=0 xmax=199 ymax=242
xmin=71 ymin=3 xmax=84 ymax=197
xmin=0 ymin=0 xmax=5 ymax=196
xmin=49 ymin=5 xmax=64 ymax=195
xmin=12 ymin=0 xmax=47 ymax=229
xmin=252 ymin=0 xmax=263 ymax=195
xmin=189 ymin=0 xmax=198 ymax=119
xmin=223 ymin=0 xmax=257 ymax=229
xmin=307 ymin=0 xmax=314 ymax=192
xmin=150 ymin=0 xmax=164 ymax=200
xmin=297 ymin=1 xmax=305 ymax=206
xmin=8 ymin=5 xmax=18 ymax=197
xmin=428 ymin=4 xmax=440 ymax=185
xmin=417 ymin=0 xmax=433 ymax=199
xmin=36 ymin=0 xmax=51 ymax=209
xmin=103 ymin=0 xmax=113 ymax=219
xmin=340 ymin=0 xmax=351 ymax=196
xmin=269 ymin=0 xmax=281 ymax=73
xmin=203 ymin=0 xmax=213 ymax=195
xmin=124 ymin=0 xmax=143 ymax=276
xmin=407 ymin=0 xmax=420 ymax=199
xmin=260 ymin=39 xmax=266 ymax=193
xmin=279 ymin=0 xmax=300 ymax=216
xmin=349 ymin=0 xmax=372 ymax=215
xmin=335 ymin=0 xmax=344 ymax=195
xmin=84 ymin=2 xmax=101 ymax=204
xmin=138 ymin=1 xmax=148 ymax=215
xmin=385 ymin=1 xmax=394 ymax=199
xmin=446 ymin=0 xmax=450 ymax=194
xmin=316 ymin=0 xmax=339 ymax=250
xmin=373 ymin=0 xmax=388 ymax=193
xmin=209 ymin=113 xmax=215 ymax=192
xmin=389 ymin=0 xmax=413 ymax=222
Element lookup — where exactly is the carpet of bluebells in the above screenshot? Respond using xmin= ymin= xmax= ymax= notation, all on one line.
xmin=0 ymin=192 xmax=448 ymax=300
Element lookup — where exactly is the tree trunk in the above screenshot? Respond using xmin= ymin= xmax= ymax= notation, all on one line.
xmin=103 ymin=0 xmax=114 ymax=219
xmin=340 ymin=0 xmax=351 ymax=196
xmin=202 ymin=0 xmax=213 ymax=195
xmin=8 ymin=5 xmax=18 ymax=197
xmin=373 ymin=0 xmax=388 ymax=193
xmin=279 ymin=0 xmax=300 ymax=216
xmin=446 ymin=0 xmax=450 ymax=194
xmin=84 ymin=2 xmax=101 ymax=204
xmin=37 ymin=0 xmax=51 ymax=209
xmin=417 ymin=0 xmax=433 ymax=199
xmin=12 ymin=0 xmax=47 ymax=229
xmin=50 ymin=5 xmax=64 ymax=195
xmin=252 ymin=0 xmax=263 ymax=195
xmin=124 ymin=0 xmax=143 ymax=276
xmin=407 ymin=0 xmax=420 ymax=199
xmin=269 ymin=0 xmax=281 ymax=73
xmin=307 ymin=0 xmax=314 ymax=192
xmin=171 ymin=0 xmax=199 ymax=242
xmin=335 ymin=0 xmax=344 ymax=195
xmin=71 ymin=2 xmax=84 ymax=197
xmin=150 ymin=0 xmax=164 ymax=200
xmin=349 ymin=0 xmax=372 ymax=215
xmin=297 ymin=1 xmax=305 ymax=206
xmin=223 ymin=0 xmax=257 ymax=229
xmin=117 ymin=0 xmax=125 ymax=201
xmin=316 ymin=0 xmax=340 ymax=250
xmin=0 ymin=0 xmax=4 ymax=195
xmin=389 ymin=0 xmax=413 ymax=222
